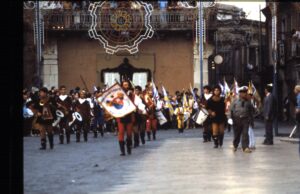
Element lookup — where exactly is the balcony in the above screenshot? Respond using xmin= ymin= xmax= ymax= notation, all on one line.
xmin=42 ymin=9 xmax=197 ymax=31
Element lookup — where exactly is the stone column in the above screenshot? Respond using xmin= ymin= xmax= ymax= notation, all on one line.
xmin=193 ymin=42 xmax=214 ymax=89
xmin=41 ymin=38 xmax=58 ymax=89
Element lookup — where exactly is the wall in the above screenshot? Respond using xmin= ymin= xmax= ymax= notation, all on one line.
xmin=57 ymin=31 xmax=194 ymax=94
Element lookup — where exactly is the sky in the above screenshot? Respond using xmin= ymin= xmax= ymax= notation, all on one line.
xmin=217 ymin=1 xmax=266 ymax=21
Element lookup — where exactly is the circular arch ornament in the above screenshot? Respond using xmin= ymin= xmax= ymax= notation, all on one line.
xmin=23 ymin=1 xmax=36 ymax=9
xmin=88 ymin=1 xmax=154 ymax=54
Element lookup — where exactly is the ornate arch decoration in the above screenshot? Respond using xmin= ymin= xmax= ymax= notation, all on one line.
xmin=100 ymin=58 xmax=151 ymax=83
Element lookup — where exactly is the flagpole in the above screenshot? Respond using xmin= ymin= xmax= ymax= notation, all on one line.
xmin=199 ymin=2 xmax=204 ymax=94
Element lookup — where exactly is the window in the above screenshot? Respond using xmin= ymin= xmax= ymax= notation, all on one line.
xmin=216 ymin=13 xmax=232 ymax=21
xmin=133 ymin=72 xmax=148 ymax=90
xmin=298 ymin=13 xmax=300 ymax=29
xmin=104 ymin=72 xmax=120 ymax=87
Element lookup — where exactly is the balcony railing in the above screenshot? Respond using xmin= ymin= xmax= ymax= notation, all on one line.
xmin=42 ymin=9 xmax=197 ymax=31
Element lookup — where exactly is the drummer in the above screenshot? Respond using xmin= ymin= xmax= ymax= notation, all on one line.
xmin=56 ymin=85 xmax=73 ymax=144
xmin=199 ymin=85 xmax=213 ymax=142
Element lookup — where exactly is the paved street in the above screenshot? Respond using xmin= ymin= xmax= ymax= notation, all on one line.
xmin=24 ymin=121 xmax=300 ymax=194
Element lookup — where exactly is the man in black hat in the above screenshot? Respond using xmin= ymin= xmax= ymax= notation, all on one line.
xmin=262 ymin=84 xmax=274 ymax=145
xmin=33 ymin=87 xmax=57 ymax=150
xmin=229 ymin=86 xmax=254 ymax=153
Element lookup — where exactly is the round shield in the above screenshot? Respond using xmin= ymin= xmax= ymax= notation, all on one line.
xmin=56 ymin=109 xmax=64 ymax=118
xmin=74 ymin=112 xmax=83 ymax=122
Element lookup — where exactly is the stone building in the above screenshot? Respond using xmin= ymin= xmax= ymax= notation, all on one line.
xmin=205 ymin=3 xmax=266 ymax=89
xmin=262 ymin=2 xmax=300 ymax=120
xmin=23 ymin=1 xmax=265 ymax=95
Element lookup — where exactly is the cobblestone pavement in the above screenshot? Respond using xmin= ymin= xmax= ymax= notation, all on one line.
xmin=24 ymin=121 xmax=300 ymax=194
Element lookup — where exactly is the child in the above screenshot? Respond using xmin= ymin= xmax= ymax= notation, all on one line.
xmin=174 ymin=101 xmax=185 ymax=133
xmin=247 ymin=93 xmax=256 ymax=149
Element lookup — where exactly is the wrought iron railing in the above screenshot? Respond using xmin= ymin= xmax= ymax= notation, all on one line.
xmin=42 ymin=9 xmax=197 ymax=31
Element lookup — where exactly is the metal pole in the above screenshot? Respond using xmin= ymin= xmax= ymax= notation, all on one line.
xmin=259 ymin=4 xmax=262 ymax=72
xmin=199 ymin=2 xmax=203 ymax=93
xmin=35 ymin=0 xmax=41 ymax=88
xmin=272 ymin=3 xmax=279 ymax=136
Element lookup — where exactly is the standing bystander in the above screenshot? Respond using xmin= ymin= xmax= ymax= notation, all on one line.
xmin=262 ymin=84 xmax=275 ymax=145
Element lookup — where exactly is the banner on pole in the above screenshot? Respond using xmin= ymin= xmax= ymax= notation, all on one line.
xmin=97 ymin=83 xmax=136 ymax=118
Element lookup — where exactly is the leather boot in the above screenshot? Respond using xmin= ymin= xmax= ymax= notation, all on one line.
xmin=218 ymin=134 xmax=224 ymax=147
xmin=39 ymin=138 xmax=46 ymax=150
xmin=152 ymin=131 xmax=156 ymax=140
xmin=66 ymin=131 xmax=70 ymax=144
xmin=147 ymin=131 xmax=151 ymax=141
xmin=207 ymin=131 xmax=212 ymax=142
xmin=48 ymin=133 xmax=54 ymax=149
xmin=59 ymin=134 xmax=64 ymax=144
xmin=213 ymin=135 xmax=218 ymax=148
xmin=126 ymin=138 xmax=132 ymax=155
xmin=119 ymin=141 xmax=125 ymax=156
xmin=133 ymin=133 xmax=139 ymax=148
xmin=99 ymin=127 xmax=104 ymax=137
xmin=140 ymin=131 xmax=145 ymax=145
xmin=203 ymin=132 xmax=208 ymax=142
xmin=83 ymin=130 xmax=88 ymax=142
xmin=94 ymin=128 xmax=98 ymax=138
xmin=76 ymin=132 xmax=80 ymax=142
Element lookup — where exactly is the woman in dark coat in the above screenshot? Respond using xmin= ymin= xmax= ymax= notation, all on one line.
xmin=206 ymin=85 xmax=226 ymax=148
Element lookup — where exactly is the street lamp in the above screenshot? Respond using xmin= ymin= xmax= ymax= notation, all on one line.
xmin=213 ymin=54 xmax=223 ymax=84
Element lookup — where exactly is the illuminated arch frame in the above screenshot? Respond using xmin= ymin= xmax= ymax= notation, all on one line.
xmin=88 ymin=1 xmax=154 ymax=54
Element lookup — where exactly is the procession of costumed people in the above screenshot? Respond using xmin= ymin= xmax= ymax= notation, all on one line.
xmin=23 ymin=77 xmax=265 ymax=155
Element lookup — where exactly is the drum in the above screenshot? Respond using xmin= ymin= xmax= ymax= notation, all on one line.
xmin=56 ymin=109 xmax=65 ymax=118
xmin=74 ymin=112 xmax=83 ymax=122
xmin=155 ymin=110 xmax=167 ymax=125
xmin=183 ymin=112 xmax=190 ymax=123
xmin=68 ymin=112 xmax=83 ymax=127
xmin=195 ymin=108 xmax=209 ymax=125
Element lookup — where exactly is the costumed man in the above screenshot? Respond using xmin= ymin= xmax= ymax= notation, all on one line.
xmin=115 ymin=80 xmax=135 ymax=156
xmin=162 ymin=91 xmax=173 ymax=130
xmin=56 ymin=85 xmax=73 ymax=144
xmin=92 ymin=90 xmax=105 ymax=138
xmin=23 ymin=89 xmax=34 ymax=136
xmin=86 ymin=92 xmax=95 ymax=135
xmin=224 ymin=91 xmax=234 ymax=133
xmin=144 ymin=88 xmax=158 ymax=141
xmin=199 ymin=85 xmax=212 ymax=142
xmin=33 ymin=87 xmax=56 ymax=150
xmin=182 ymin=91 xmax=192 ymax=129
xmin=133 ymin=85 xmax=147 ymax=147
xmin=174 ymin=101 xmax=185 ymax=133
xmin=191 ymin=88 xmax=200 ymax=129
xmin=74 ymin=90 xmax=91 ymax=142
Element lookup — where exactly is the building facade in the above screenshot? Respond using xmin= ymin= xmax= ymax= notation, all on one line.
xmin=23 ymin=1 xmax=265 ymax=95
xmin=206 ymin=3 xmax=266 ymax=89
xmin=262 ymin=2 xmax=300 ymax=120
